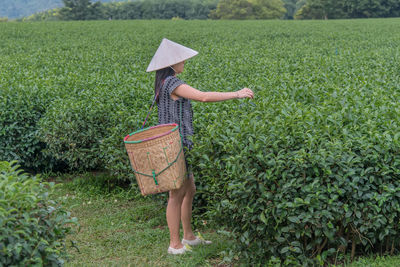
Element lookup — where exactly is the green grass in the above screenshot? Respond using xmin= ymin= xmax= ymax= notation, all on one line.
xmin=48 ymin=174 xmax=233 ymax=266
xmin=346 ymin=255 xmax=400 ymax=267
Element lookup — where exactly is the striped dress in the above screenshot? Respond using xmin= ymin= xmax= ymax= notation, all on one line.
xmin=157 ymin=75 xmax=194 ymax=151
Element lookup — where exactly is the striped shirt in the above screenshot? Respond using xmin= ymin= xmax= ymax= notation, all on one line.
xmin=157 ymin=76 xmax=194 ymax=150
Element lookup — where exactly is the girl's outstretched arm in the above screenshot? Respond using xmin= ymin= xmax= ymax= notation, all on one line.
xmin=172 ymin=84 xmax=253 ymax=102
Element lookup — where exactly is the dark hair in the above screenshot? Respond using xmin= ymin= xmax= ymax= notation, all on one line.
xmin=155 ymin=66 xmax=175 ymax=103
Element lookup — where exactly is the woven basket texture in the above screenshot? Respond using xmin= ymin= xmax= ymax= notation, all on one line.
xmin=125 ymin=124 xmax=187 ymax=195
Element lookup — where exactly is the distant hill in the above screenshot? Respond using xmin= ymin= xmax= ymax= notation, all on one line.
xmin=0 ymin=0 xmax=126 ymax=19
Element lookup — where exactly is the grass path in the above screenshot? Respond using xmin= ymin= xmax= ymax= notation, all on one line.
xmin=49 ymin=174 xmax=400 ymax=267
xmin=50 ymin=175 xmax=232 ymax=266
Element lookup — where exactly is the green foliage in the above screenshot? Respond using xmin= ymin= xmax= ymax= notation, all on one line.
xmin=0 ymin=86 xmax=60 ymax=171
xmin=251 ymin=0 xmax=287 ymax=19
xmin=3 ymin=0 xmax=400 ymax=20
xmin=23 ymin=8 xmax=62 ymax=21
xmin=186 ymin=19 xmax=400 ymax=264
xmin=0 ymin=161 xmax=78 ymax=265
xmin=38 ymin=94 xmax=116 ymax=170
xmin=210 ymin=0 xmax=286 ymax=19
xmin=210 ymin=0 xmax=253 ymax=19
xmin=282 ymin=0 xmax=305 ymax=19
xmin=37 ymin=78 xmax=148 ymax=172
xmin=2 ymin=19 xmax=400 ymax=264
xmin=295 ymin=0 xmax=400 ymax=19
xmin=295 ymin=0 xmax=346 ymax=19
xmin=94 ymin=0 xmax=218 ymax=20
xmin=345 ymin=0 xmax=400 ymax=18
xmin=59 ymin=0 xmax=103 ymax=20
xmin=23 ymin=0 xmax=218 ymax=21
xmin=48 ymin=174 xmax=232 ymax=266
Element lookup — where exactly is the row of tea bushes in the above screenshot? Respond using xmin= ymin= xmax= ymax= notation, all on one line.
xmin=189 ymin=20 xmax=400 ymax=264
xmin=2 ymin=19 xmax=400 ymax=264
xmin=191 ymin=93 xmax=400 ymax=264
xmin=0 ymin=21 xmax=157 ymax=172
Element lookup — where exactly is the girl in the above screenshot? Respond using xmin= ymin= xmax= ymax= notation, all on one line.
xmin=147 ymin=38 xmax=254 ymax=254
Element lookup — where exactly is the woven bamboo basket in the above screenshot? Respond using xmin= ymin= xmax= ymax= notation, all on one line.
xmin=124 ymin=123 xmax=187 ymax=195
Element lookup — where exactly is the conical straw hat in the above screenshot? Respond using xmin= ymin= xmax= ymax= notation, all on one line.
xmin=146 ymin=38 xmax=198 ymax=72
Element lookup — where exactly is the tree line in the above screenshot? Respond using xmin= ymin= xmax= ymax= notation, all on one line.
xmin=23 ymin=0 xmax=400 ymax=21
xmin=26 ymin=0 xmax=219 ymax=21
xmin=296 ymin=0 xmax=400 ymax=19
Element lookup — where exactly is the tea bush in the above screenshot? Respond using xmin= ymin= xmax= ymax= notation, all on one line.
xmin=39 ymin=92 xmax=117 ymax=170
xmin=0 ymin=87 xmax=43 ymax=170
xmin=0 ymin=161 xmax=78 ymax=265
xmin=192 ymin=97 xmax=400 ymax=264
xmin=38 ymin=84 xmax=156 ymax=171
xmin=0 ymin=86 xmax=62 ymax=171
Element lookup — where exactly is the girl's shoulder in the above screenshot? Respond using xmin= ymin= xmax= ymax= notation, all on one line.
xmin=162 ymin=76 xmax=185 ymax=92
xmin=164 ymin=75 xmax=183 ymax=84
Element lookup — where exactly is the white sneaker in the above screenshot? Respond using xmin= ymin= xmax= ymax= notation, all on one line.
xmin=167 ymin=244 xmax=192 ymax=255
xmin=182 ymin=235 xmax=212 ymax=246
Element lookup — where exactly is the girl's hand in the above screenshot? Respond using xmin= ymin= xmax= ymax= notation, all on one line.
xmin=236 ymin=88 xmax=254 ymax=99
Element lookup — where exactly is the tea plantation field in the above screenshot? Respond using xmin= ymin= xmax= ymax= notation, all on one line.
xmin=1 ymin=19 xmax=400 ymax=265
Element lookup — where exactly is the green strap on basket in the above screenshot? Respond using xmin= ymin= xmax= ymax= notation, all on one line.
xmin=152 ymin=170 xmax=158 ymax=185
xmin=130 ymin=144 xmax=183 ymax=182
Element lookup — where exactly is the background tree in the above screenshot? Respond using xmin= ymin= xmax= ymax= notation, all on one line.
xmin=251 ymin=0 xmax=286 ymax=19
xmin=295 ymin=0 xmax=400 ymax=19
xmin=103 ymin=0 xmax=217 ymax=20
xmin=210 ymin=0 xmax=254 ymax=19
xmin=24 ymin=0 xmax=218 ymax=21
xmin=102 ymin=1 xmax=144 ymax=20
xmin=282 ymin=0 xmax=305 ymax=19
xmin=210 ymin=0 xmax=286 ymax=19
xmin=23 ymin=8 xmax=61 ymax=21
xmin=295 ymin=0 xmax=329 ymax=19
xmin=346 ymin=0 xmax=400 ymax=18
xmin=59 ymin=0 xmax=104 ymax=20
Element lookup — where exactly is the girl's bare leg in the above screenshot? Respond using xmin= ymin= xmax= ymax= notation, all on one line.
xmin=166 ymin=184 xmax=186 ymax=248
xmin=181 ymin=174 xmax=197 ymax=240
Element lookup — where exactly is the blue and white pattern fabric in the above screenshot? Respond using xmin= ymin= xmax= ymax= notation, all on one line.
xmin=157 ymin=76 xmax=194 ymax=150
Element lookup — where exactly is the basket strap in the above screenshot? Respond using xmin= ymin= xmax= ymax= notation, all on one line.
xmin=129 ymin=144 xmax=183 ymax=179
xmin=141 ymin=80 xmax=166 ymax=130
xmin=141 ymin=91 xmax=159 ymax=130
xmin=178 ymin=100 xmax=183 ymax=136
xmin=152 ymin=170 xmax=158 ymax=185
